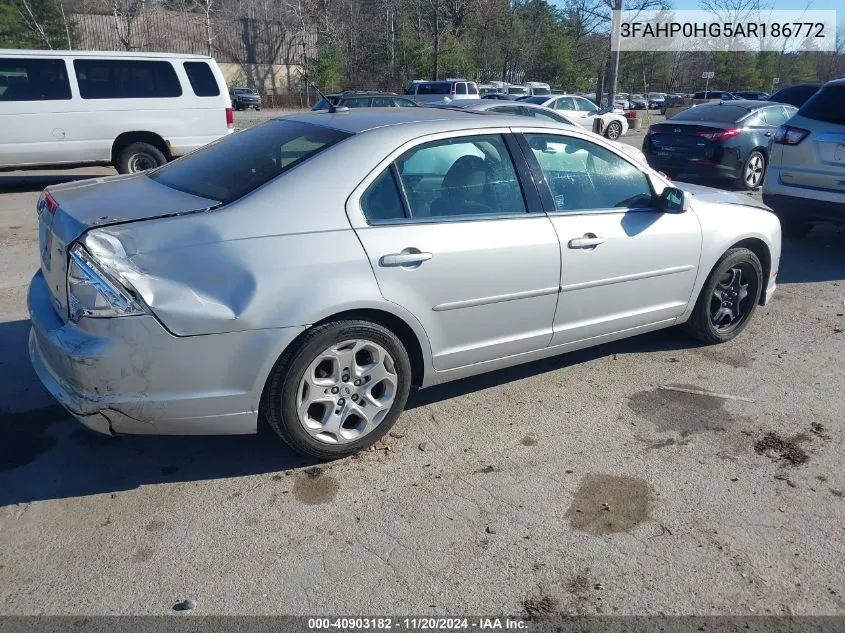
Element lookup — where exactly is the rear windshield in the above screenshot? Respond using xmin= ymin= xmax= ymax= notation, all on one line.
xmin=798 ymin=85 xmax=845 ymax=125
xmin=671 ymin=104 xmax=749 ymax=122
xmin=416 ymin=82 xmax=451 ymax=95
xmin=149 ymin=120 xmax=351 ymax=204
xmin=532 ymin=88 xmax=551 ymax=96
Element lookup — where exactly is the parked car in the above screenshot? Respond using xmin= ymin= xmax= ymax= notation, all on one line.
xmin=481 ymin=93 xmax=520 ymax=100
xmin=425 ymin=99 xmax=647 ymax=162
xmin=733 ymin=91 xmax=770 ymax=101
xmin=763 ymin=78 xmax=845 ymax=237
xmin=523 ymin=82 xmax=552 ymax=96
xmin=643 ymin=100 xmax=797 ymax=190
xmin=629 ymin=94 xmax=647 ymax=109
xmin=660 ymin=93 xmax=688 ymax=115
xmin=312 ymin=91 xmax=418 ymax=110
xmin=613 ymin=94 xmax=630 ymax=110
xmin=0 ymin=49 xmax=233 ymax=174
xmin=768 ymin=84 xmax=821 ymax=108
xmin=230 ymin=87 xmax=261 ymax=111
xmin=647 ymin=92 xmax=666 ymax=109
xmin=405 ymin=80 xmax=479 ymax=104
xmin=506 ymin=85 xmax=529 ymax=96
xmin=515 ymin=94 xmax=629 ymax=140
xmin=28 ymin=108 xmax=780 ymax=459
xmin=691 ymin=91 xmax=740 ymax=103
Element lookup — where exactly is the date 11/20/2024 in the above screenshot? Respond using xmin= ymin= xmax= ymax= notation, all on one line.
xmin=308 ymin=617 xmax=529 ymax=630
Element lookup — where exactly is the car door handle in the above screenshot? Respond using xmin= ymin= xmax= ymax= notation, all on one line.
xmin=380 ymin=251 xmax=433 ymax=266
xmin=568 ymin=235 xmax=606 ymax=249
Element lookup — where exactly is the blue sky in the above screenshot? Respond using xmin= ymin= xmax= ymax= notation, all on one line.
xmin=673 ymin=0 xmax=842 ymax=27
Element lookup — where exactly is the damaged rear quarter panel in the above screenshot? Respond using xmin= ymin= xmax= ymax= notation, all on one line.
xmin=82 ymin=152 xmax=387 ymax=337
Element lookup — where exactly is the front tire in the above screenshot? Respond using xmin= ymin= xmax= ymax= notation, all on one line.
xmin=605 ymin=120 xmax=623 ymax=140
xmin=683 ymin=247 xmax=763 ymax=344
xmin=264 ymin=320 xmax=412 ymax=460
xmin=115 ymin=142 xmax=167 ymax=174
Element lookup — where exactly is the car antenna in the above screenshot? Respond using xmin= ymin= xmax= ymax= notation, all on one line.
xmin=309 ymin=79 xmax=337 ymax=113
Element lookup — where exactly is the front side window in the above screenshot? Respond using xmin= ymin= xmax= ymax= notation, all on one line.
xmin=183 ymin=61 xmax=220 ymax=97
xmin=149 ymin=120 xmax=350 ymax=204
xmin=524 ymin=134 xmax=653 ymax=212
xmin=553 ymin=97 xmax=576 ymax=111
xmin=74 ymin=59 xmax=182 ymax=99
xmin=456 ymin=83 xmax=467 ymax=95
xmin=393 ymin=134 xmax=526 ymax=219
xmin=574 ymin=97 xmax=597 ymax=113
xmin=0 ymin=58 xmax=71 ymax=101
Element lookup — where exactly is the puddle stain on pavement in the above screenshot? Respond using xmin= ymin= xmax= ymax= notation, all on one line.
xmin=628 ymin=384 xmax=734 ymax=437
xmin=565 ymin=474 xmax=653 ymax=535
xmin=293 ymin=467 xmax=339 ymax=505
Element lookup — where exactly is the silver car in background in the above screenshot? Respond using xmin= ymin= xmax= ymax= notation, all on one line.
xmin=28 ymin=108 xmax=781 ymax=460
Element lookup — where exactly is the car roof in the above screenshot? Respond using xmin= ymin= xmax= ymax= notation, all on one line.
xmin=824 ymin=77 xmax=845 ymax=87
xmin=284 ymin=107 xmax=570 ymax=135
xmin=0 ymin=48 xmax=212 ymax=60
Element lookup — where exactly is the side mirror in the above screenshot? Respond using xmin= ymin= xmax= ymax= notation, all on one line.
xmin=659 ymin=187 xmax=691 ymax=213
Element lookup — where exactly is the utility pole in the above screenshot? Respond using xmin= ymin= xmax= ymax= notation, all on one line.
xmin=607 ymin=0 xmax=623 ymax=107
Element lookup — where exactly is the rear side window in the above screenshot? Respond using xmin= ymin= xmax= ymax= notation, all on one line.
xmin=149 ymin=120 xmax=350 ymax=204
xmin=0 ymin=58 xmax=71 ymax=101
xmin=74 ymin=59 xmax=182 ymax=99
xmin=672 ymin=105 xmax=747 ymax=122
xmin=467 ymin=83 xmax=479 ymax=95
xmin=183 ymin=61 xmax=220 ymax=97
xmin=343 ymin=98 xmax=371 ymax=108
xmin=361 ymin=168 xmax=406 ymax=222
xmin=760 ymin=106 xmax=789 ymax=127
xmin=798 ymin=85 xmax=845 ymax=125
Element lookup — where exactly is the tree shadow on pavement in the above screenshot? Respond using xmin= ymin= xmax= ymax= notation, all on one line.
xmin=0 ymin=318 xmax=695 ymax=507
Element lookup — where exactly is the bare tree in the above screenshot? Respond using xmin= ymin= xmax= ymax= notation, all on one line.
xmin=13 ymin=0 xmax=54 ymax=48
xmin=111 ymin=0 xmax=146 ymax=50
xmin=191 ymin=0 xmax=216 ymax=55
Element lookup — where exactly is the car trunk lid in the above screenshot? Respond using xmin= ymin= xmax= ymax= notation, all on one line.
xmin=37 ymin=173 xmax=219 ymax=321
xmin=647 ymin=121 xmax=737 ymax=159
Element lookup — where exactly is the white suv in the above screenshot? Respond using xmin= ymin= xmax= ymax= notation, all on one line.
xmin=406 ymin=80 xmax=479 ymax=104
xmin=763 ymin=78 xmax=845 ymax=237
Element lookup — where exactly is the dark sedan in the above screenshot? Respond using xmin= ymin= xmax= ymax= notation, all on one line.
xmin=642 ymin=100 xmax=797 ymax=190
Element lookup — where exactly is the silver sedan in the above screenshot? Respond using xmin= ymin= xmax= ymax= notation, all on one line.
xmin=28 ymin=108 xmax=781 ymax=459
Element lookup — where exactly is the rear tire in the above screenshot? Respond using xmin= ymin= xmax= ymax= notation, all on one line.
xmin=115 ymin=142 xmax=167 ymax=174
xmin=682 ymin=247 xmax=763 ymax=344
xmin=264 ymin=320 xmax=412 ymax=460
xmin=736 ymin=150 xmax=765 ymax=190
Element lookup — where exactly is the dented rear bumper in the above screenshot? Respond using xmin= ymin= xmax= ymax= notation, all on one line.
xmin=27 ymin=270 xmax=303 ymax=436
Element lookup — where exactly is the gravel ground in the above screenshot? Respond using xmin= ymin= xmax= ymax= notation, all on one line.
xmin=0 ymin=110 xmax=842 ymax=617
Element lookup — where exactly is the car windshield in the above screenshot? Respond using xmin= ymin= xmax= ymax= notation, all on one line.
xmin=149 ymin=120 xmax=351 ymax=204
xmin=671 ymin=104 xmax=749 ymax=122
xmin=520 ymin=96 xmax=547 ymax=104
xmin=508 ymin=87 xmax=527 ymax=94
xmin=532 ymin=88 xmax=551 ymax=95
xmin=416 ymin=82 xmax=451 ymax=95
xmin=233 ymin=88 xmax=255 ymax=94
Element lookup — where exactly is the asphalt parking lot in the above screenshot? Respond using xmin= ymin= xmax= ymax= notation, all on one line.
xmin=1 ymin=109 xmax=843 ymax=617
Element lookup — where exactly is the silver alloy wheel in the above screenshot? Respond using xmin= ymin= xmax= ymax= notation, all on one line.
xmin=606 ymin=121 xmax=622 ymax=140
xmin=744 ymin=153 xmax=764 ymax=187
xmin=296 ymin=339 xmax=397 ymax=445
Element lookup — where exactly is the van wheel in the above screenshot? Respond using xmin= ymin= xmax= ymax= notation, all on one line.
xmin=264 ymin=320 xmax=412 ymax=460
xmin=116 ymin=142 xmax=167 ymax=174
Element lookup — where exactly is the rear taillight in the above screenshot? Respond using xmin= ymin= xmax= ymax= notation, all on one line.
xmin=773 ymin=125 xmax=810 ymax=145
xmin=42 ymin=190 xmax=58 ymax=215
xmin=647 ymin=125 xmax=663 ymax=135
xmin=225 ymin=107 xmax=234 ymax=129
xmin=696 ymin=127 xmax=741 ymax=141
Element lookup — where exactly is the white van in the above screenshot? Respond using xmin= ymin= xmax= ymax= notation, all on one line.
xmin=0 ymin=49 xmax=233 ymax=174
